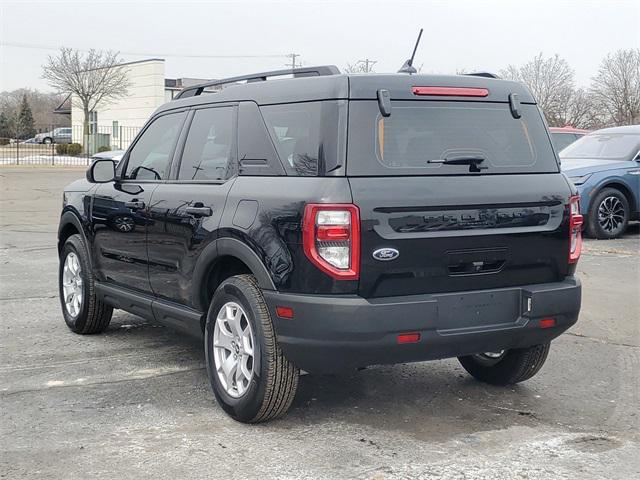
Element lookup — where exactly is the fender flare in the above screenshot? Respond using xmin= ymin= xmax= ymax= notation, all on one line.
xmin=192 ymin=237 xmax=276 ymax=312
xmin=58 ymin=210 xmax=90 ymax=252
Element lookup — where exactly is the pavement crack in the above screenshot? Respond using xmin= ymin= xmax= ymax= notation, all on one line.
xmin=1 ymin=366 xmax=206 ymax=397
xmin=565 ymin=331 xmax=639 ymax=348
xmin=0 ymin=294 xmax=57 ymax=301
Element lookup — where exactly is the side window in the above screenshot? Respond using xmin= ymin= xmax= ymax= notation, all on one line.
xmin=178 ymin=107 xmax=235 ymax=181
xmin=261 ymin=102 xmax=321 ymax=176
xmin=124 ymin=111 xmax=186 ymax=180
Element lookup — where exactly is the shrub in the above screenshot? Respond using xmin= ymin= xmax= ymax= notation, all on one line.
xmin=55 ymin=143 xmax=68 ymax=155
xmin=97 ymin=145 xmax=111 ymax=153
xmin=0 ymin=138 xmax=9 ymax=146
xmin=67 ymin=143 xmax=83 ymax=155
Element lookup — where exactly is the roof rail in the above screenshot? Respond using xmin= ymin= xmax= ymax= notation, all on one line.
xmin=463 ymin=72 xmax=500 ymax=79
xmin=175 ymin=65 xmax=341 ymax=99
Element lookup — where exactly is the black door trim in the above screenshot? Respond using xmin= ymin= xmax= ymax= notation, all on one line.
xmin=95 ymin=282 xmax=204 ymax=338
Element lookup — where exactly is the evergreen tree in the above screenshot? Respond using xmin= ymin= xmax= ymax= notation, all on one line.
xmin=0 ymin=110 xmax=12 ymax=139
xmin=17 ymin=94 xmax=36 ymax=139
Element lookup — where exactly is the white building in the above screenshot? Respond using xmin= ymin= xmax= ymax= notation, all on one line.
xmin=70 ymin=58 xmax=205 ymax=151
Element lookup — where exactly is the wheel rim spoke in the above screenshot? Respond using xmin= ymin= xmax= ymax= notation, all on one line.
xmin=219 ymin=353 xmax=238 ymax=389
xmin=213 ymin=329 xmax=234 ymax=351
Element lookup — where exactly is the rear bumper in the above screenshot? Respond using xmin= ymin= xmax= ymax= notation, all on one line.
xmin=264 ymin=277 xmax=581 ymax=373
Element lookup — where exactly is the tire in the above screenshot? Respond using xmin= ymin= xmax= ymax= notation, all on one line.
xmin=205 ymin=274 xmax=299 ymax=423
xmin=59 ymin=234 xmax=113 ymax=334
xmin=586 ymin=188 xmax=629 ymax=239
xmin=43 ymin=137 xmax=53 ymax=144
xmin=458 ymin=343 xmax=550 ymax=385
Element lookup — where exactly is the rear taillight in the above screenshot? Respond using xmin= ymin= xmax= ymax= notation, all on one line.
xmin=302 ymin=204 xmax=360 ymax=280
xmin=568 ymin=196 xmax=583 ymax=264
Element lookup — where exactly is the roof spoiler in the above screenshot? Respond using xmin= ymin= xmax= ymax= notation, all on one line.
xmin=175 ymin=65 xmax=341 ymax=99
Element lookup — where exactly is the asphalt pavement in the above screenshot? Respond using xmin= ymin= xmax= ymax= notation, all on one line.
xmin=1 ymin=167 xmax=638 ymax=479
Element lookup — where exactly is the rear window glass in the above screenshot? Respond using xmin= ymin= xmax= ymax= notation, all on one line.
xmin=261 ymin=102 xmax=321 ymax=176
xmin=560 ymin=133 xmax=640 ymax=160
xmin=347 ymin=101 xmax=558 ymax=175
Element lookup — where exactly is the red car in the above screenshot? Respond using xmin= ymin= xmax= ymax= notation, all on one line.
xmin=549 ymin=126 xmax=589 ymax=152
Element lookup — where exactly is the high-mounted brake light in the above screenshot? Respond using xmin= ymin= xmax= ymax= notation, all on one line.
xmin=412 ymin=86 xmax=489 ymax=97
xmin=302 ymin=204 xmax=360 ymax=280
xmin=568 ymin=196 xmax=583 ymax=264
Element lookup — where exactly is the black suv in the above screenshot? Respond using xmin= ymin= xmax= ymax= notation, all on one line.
xmin=58 ymin=66 xmax=582 ymax=423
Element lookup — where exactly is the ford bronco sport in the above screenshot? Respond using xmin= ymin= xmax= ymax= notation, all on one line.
xmin=58 ymin=66 xmax=582 ymax=423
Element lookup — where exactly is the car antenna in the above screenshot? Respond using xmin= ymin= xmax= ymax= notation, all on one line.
xmin=398 ymin=28 xmax=423 ymax=74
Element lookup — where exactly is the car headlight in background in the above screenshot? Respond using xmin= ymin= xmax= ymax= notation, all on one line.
xmin=568 ymin=174 xmax=592 ymax=186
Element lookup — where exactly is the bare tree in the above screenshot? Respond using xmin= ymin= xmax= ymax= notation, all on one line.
xmin=344 ymin=59 xmax=377 ymax=73
xmin=42 ymin=48 xmax=130 ymax=136
xmin=500 ymin=53 xmax=575 ymax=126
xmin=555 ymin=88 xmax=609 ymax=130
xmin=590 ymin=48 xmax=640 ymax=126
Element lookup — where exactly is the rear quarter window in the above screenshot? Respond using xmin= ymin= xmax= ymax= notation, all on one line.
xmin=261 ymin=102 xmax=321 ymax=176
xmin=347 ymin=101 xmax=559 ymax=176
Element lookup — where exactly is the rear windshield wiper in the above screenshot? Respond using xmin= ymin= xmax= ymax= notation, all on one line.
xmin=427 ymin=156 xmax=487 ymax=172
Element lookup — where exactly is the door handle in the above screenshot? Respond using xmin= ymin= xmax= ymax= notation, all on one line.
xmin=124 ymin=200 xmax=145 ymax=209
xmin=186 ymin=206 xmax=213 ymax=217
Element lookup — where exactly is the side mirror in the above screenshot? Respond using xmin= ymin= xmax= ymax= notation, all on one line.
xmin=87 ymin=159 xmax=116 ymax=183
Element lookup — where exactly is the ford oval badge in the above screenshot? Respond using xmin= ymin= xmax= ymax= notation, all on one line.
xmin=372 ymin=248 xmax=399 ymax=261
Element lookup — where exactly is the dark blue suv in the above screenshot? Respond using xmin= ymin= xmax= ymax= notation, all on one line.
xmin=561 ymin=125 xmax=640 ymax=239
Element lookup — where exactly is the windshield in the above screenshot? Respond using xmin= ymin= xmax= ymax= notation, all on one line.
xmin=347 ymin=101 xmax=558 ymax=176
xmin=560 ymin=133 xmax=640 ymax=160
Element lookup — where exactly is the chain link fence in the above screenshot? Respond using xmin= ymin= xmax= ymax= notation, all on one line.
xmin=0 ymin=124 xmax=140 ymax=166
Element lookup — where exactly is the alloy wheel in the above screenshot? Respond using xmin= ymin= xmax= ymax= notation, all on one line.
xmin=597 ymin=196 xmax=625 ymax=234
xmin=62 ymin=252 xmax=83 ymax=317
xmin=213 ymin=302 xmax=255 ymax=398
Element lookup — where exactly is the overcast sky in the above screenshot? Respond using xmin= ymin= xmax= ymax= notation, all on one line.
xmin=1 ymin=0 xmax=638 ymax=92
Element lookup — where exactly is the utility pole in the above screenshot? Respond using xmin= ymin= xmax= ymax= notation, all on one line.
xmin=360 ymin=58 xmax=377 ymax=73
xmin=285 ymin=53 xmax=300 ymax=70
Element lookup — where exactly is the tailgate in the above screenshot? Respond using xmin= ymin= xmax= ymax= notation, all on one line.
xmin=350 ymin=174 xmax=572 ymax=298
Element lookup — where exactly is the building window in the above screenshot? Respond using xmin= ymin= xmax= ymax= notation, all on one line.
xmin=112 ymin=121 xmax=119 ymax=139
xmin=89 ymin=111 xmax=98 ymax=134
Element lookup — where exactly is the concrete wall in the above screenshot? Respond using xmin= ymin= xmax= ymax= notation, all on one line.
xmin=71 ymin=59 xmax=167 ymax=149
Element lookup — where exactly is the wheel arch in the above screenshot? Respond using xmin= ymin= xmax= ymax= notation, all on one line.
xmin=58 ymin=210 xmax=90 ymax=256
xmin=192 ymin=237 xmax=276 ymax=316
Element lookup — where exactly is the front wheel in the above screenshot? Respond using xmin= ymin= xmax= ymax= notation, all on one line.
xmin=458 ymin=343 xmax=550 ymax=385
xmin=59 ymin=234 xmax=113 ymax=334
xmin=205 ymin=274 xmax=299 ymax=423
xmin=43 ymin=137 xmax=53 ymax=144
xmin=587 ymin=188 xmax=629 ymax=239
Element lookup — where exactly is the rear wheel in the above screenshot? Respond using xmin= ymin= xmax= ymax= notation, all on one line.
xmin=205 ymin=274 xmax=299 ymax=423
xmin=587 ymin=188 xmax=629 ymax=239
xmin=59 ymin=234 xmax=113 ymax=334
xmin=458 ymin=343 xmax=550 ymax=385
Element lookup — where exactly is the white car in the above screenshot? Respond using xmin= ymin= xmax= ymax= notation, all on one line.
xmin=90 ymin=149 xmax=125 ymax=166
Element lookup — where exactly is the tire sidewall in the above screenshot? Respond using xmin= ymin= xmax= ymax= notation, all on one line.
xmin=205 ymin=277 xmax=269 ymax=422
xmin=588 ymin=188 xmax=629 ymax=239
xmin=59 ymin=236 xmax=91 ymax=332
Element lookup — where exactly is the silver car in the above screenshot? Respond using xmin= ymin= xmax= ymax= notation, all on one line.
xmin=35 ymin=127 xmax=72 ymax=144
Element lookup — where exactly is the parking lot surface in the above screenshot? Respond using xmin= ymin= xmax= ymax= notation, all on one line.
xmin=1 ymin=168 xmax=639 ymax=479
